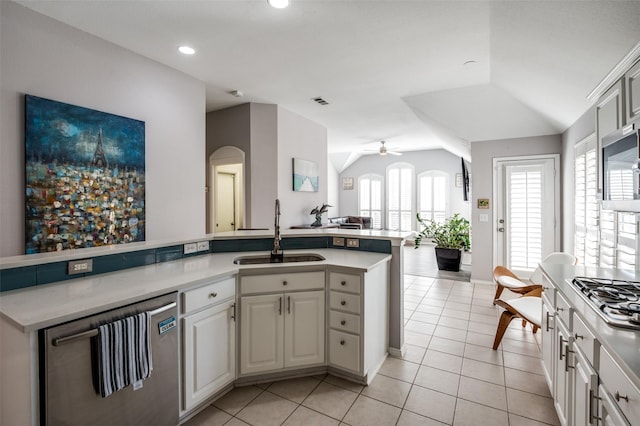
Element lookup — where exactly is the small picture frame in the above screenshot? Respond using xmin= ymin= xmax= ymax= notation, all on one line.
xmin=477 ymin=198 xmax=490 ymax=209
xmin=342 ymin=177 xmax=354 ymax=190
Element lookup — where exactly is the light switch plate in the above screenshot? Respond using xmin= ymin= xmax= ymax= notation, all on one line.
xmin=184 ymin=243 xmax=197 ymax=254
xmin=479 ymin=214 xmax=489 ymax=223
xmin=347 ymin=238 xmax=359 ymax=248
xmin=197 ymin=241 xmax=210 ymax=252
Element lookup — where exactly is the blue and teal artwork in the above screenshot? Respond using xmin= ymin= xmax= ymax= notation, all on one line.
xmin=24 ymin=95 xmax=145 ymax=254
xmin=292 ymin=158 xmax=319 ymax=192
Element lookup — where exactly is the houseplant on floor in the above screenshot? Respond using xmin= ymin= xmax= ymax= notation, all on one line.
xmin=414 ymin=213 xmax=470 ymax=272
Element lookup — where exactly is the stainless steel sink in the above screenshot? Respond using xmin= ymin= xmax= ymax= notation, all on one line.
xmin=233 ymin=253 xmax=325 ymax=265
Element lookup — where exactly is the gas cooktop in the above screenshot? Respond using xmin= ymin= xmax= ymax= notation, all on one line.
xmin=570 ymin=277 xmax=640 ymax=330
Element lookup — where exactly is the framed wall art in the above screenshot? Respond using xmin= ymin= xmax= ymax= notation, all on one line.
xmin=24 ymin=95 xmax=146 ymax=253
xmin=342 ymin=177 xmax=354 ymax=190
xmin=292 ymin=158 xmax=319 ymax=192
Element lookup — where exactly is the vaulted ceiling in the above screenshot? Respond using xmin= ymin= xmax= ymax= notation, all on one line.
xmin=16 ymin=1 xmax=640 ymax=171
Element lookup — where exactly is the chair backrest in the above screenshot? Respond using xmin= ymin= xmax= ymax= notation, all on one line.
xmin=529 ymin=252 xmax=578 ymax=284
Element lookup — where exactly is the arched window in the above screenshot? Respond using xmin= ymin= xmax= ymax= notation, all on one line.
xmin=358 ymin=174 xmax=383 ymax=229
xmin=387 ymin=163 xmax=414 ymax=231
xmin=417 ymin=170 xmax=448 ymax=224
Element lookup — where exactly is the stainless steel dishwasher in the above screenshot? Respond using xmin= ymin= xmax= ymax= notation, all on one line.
xmin=40 ymin=292 xmax=179 ymax=426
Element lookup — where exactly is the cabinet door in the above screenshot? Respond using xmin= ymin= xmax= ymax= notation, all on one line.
xmin=626 ymin=59 xmax=640 ymax=124
xmin=596 ymin=80 xmax=625 ymax=192
xmin=572 ymin=347 xmax=597 ymax=426
xmin=183 ymin=300 xmax=236 ymax=411
xmin=541 ymin=296 xmax=555 ymax=394
xmin=554 ymin=321 xmax=572 ymax=426
xmin=599 ymin=385 xmax=631 ymax=426
xmin=284 ymin=291 xmax=325 ymax=368
xmin=240 ymin=294 xmax=284 ymax=375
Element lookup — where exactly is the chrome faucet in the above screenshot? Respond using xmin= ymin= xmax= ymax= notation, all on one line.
xmin=271 ymin=199 xmax=283 ymax=262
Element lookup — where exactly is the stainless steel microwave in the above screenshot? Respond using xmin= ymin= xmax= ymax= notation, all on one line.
xmin=602 ymin=123 xmax=640 ymax=211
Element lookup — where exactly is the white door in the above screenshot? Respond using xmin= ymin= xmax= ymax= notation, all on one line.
xmin=495 ymin=156 xmax=558 ymax=278
xmin=215 ymin=172 xmax=236 ymax=232
xmin=182 ymin=300 xmax=236 ymax=411
xmin=240 ymin=294 xmax=284 ymax=375
xmin=284 ymin=291 xmax=325 ymax=368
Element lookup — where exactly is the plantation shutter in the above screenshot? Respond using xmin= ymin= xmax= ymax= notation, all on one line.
xmin=574 ymin=136 xmax=598 ymax=267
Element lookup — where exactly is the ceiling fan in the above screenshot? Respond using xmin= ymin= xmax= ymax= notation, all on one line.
xmin=365 ymin=141 xmax=403 ymax=156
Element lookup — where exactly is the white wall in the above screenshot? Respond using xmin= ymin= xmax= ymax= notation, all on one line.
xmin=327 ymin=160 xmax=340 ymax=219
xmin=470 ymin=135 xmax=562 ymax=283
xmin=249 ymin=104 xmax=278 ymax=228
xmin=338 ymin=149 xmax=470 ymax=222
xmin=0 ymin=2 xmax=206 ymax=256
xmin=277 ymin=107 xmax=328 ymax=228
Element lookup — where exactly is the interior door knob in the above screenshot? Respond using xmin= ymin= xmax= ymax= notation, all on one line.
xmin=498 ymin=227 xmax=504 ymax=232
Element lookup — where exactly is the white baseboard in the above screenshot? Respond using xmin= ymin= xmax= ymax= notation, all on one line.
xmin=388 ymin=345 xmax=407 ymax=358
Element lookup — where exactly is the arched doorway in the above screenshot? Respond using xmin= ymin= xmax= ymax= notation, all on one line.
xmin=209 ymin=147 xmax=245 ymax=233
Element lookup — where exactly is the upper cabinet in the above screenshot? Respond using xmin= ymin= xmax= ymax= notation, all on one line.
xmin=626 ymin=59 xmax=640 ymax=125
xmin=596 ymin=79 xmax=625 ymax=143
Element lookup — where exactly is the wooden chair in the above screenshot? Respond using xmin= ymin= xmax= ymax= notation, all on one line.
xmin=492 ymin=287 xmax=542 ymax=350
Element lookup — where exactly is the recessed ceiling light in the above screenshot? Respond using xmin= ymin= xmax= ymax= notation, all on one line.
xmin=178 ymin=46 xmax=196 ymax=55
xmin=268 ymin=0 xmax=289 ymax=9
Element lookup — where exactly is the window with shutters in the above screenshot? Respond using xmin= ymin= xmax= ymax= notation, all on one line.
xmin=358 ymin=174 xmax=383 ymax=229
xmin=417 ymin=171 xmax=448 ymax=225
xmin=387 ymin=163 xmax=413 ymax=232
xmin=574 ymin=135 xmax=599 ymax=267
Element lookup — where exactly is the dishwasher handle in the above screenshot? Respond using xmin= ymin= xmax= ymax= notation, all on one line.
xmin=52 ymin=301 xmax=177 ymax=347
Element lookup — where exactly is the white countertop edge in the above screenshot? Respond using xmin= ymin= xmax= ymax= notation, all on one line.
xmin=0 ymin=249 xmax=391 ymax=332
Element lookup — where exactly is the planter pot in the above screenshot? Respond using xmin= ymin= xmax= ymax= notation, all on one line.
xmin=434 ymin=247 xmax=462 ymax=272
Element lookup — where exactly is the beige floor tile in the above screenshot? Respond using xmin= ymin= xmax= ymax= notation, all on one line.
xmin=508 ymin=413 xmax=556 ymax=426
xmin=467 ymin=321 xmax=497 ymax=336
xmin=502 ymin=352 xmax=545 ymax=376
xmin=183 ymin=405 xmax=232 ymax=426
xmin=282 ymin=406 xmax=340 ymax=426
xmin=213 ymin=385 xmax=263 ymax=415
xmin=255 ymin=381 xmax=272 ymax=390
xmin=377 ymin=357 xmax=420 ymax=383
xmin=415 ymin=304 xmax=444 ymax=315
xmin=470 ymin=305 xmax=499 ymax=316
xmin=461 ymin=358 xmax=505 ymax=386
xmin=396 ymin=344 xmax=426 ymax=364
xmin=343 ymin=395 xmax=402 ymax=426
xmin=405 ymin=293 xmax=426 ymax=303
xmin=404 ymin=302 xmax=419 ymax=310
xmin=501 ymin=339 xmax=541 ymax=358
xmin=453 ymin=398 xmax=509 ymax=426
xmin=428 ymin=336 xmax=466 ymax=357
xmin=463 ymin=343 xmax=503 ymax=366
xmin=396 ymin=410 xmax=448 ymax=426
xmin=267 ymin=376 xmax=321 ymax=403
xmin=404 ymin=385 xmax=457 ymax=424
xmin=457 ymin=376 xmax=507 ymax=411
xmin=323 ymin=375 xmax=364 ymax=393
xmin=302 ymin=382 xmax=359 ymax=420
xmin=410 ymin=311 xmax=441 ymax=325
xmin=405 ymin=320 xmax=437 ymax=335
xmin=361 ymin=373 xmax=412 ymax=407
xmin=464 ymin=331 xmax=497 ymax=349
xmin=405 ymin=287 xmax=428 ymax=295
xmin=502 ymin=326 xmax=539 ymax=343
xmin=447 ymin=296 xmax=473 ymax=306
xmin=440 ymin=308 xmax=471 ymax=320
xmin=433 ymin=325 xmax=468 ymax=342
xmin=422 ymin=298 xmax=447 ymax=307
xmin=224 ymin=418 xmax=251 ymax=426
xmin=506 ymin=388 xmax=560 ymax=425
xmin=437 ymin=316 xmax=469 ymax=330
xmin=236 ymin=391 xmax=298 ymax=426
xmin=422 ymin=349 xmax=463 ymax=374
xmin=504 ymin=368 xmax=552 ymax=397
xmin=405 ymin=330 xmax=432 ymax=348
xmin=414 ymin=366 xmax=460 ymax=396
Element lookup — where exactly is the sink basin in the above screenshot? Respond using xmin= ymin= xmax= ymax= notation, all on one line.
xmin=233 ymin=253 xmax=325 ymax=265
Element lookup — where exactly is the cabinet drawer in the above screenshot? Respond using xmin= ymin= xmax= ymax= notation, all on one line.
xmin=329 ymin=329 xmax=360 ymax=373
xmin=182 ymin=277 xmax=235 ymax=314
xmin=556 ymin=291 xmax=572 ymax=328
xmin=330 ymin=291 xmax=361 ymax=314
xmin=572 ymin=313 xmax=597 ymax=364
xmin=600 ymin=346 xmax=640 ymax=426
xmin=330 ymin=310 xmax=361 ymax=334
xmin=329 ymin=272 xmax=361 ymax=295
xmin=240 ymin=271 xmax=324 ymax=294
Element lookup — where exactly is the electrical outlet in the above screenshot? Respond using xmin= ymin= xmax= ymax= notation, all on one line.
xmin=68 ymin=259 xmax=93 ymax=275
xmin=347 ymin=238 xmax=359 ymax=248
xmin=197 ymin=241 xmax=210 ymax=252
xmin=184 ymin=243 xmax=197 ymax=254
xmin=333 ymin=237 xmax=345 ymax=246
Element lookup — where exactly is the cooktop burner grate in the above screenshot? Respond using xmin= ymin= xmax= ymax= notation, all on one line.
xmin=570 ymin=277 xmax=640 ymax=330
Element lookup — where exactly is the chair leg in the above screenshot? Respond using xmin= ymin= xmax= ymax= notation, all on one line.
xmin=493 ymin=310 xmax=515 ymax=350
xmin=493 ymin=284 xmax=505 ymax=305
xmin=522 ymin=319 xmax=527 ymax=328
xmin=532 ymin=325 xmax=539 ymax=334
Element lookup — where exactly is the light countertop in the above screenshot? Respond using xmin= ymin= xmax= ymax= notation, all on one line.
xmin=0 ymin=249 xmax=391 ymax=332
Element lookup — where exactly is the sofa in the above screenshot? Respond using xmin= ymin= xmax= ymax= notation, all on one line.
xmin=328 ymin=216 xmax=372 ymax=230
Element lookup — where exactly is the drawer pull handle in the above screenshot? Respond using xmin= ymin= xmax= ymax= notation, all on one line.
xmin=546 ymin=311 xmax=554 ymax=331
xmin=341 ymin=320 xmax=346 ymax=325
xmin=340 ymin=340 xmax=345 ymax=345
xmin=557 ymin=307 xmax=564 ymax=312
xmin=615 ymin=391 xmax=629 ymax=402
xmin=282 ymin=281 xmax=288 ymax=286
xmin=209 ymin=292 xmax=218 ymax=298
xmin=341 ymin=300 xmax=346 ymax=306
xmin=341 ymin=280 xmax=346 ymax=286
xmin=574 ymin=333 xmax=584 ymax=340
xmin=231 ymin=303 xmax=236 ymax=321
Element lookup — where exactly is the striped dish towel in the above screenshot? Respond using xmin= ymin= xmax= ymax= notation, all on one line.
xmin=96 ymin=312 xmax=153 ymax=398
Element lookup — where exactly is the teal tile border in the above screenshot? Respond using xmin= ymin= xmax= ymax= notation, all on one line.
xmin=0 ymin=236 xmax=392 ymax=291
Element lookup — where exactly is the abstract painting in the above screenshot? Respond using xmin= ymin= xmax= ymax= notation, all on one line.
xmin=292 ymin=158 xmax=318 ymax=192
xmin=24 ymin=95 xmax=145 ymax=254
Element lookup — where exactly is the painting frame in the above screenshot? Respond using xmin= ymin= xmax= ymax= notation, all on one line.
xmin=24 ymin=94 xmax=146 ymax=254
xmin=292 ymin=158 xmax=319 ymax=192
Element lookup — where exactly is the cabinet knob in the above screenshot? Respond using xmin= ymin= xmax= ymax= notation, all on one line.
xmin=574 ymin=333 xmax=584 ymax=340
xmin=615 ymin=391 xmax=629 ymax=402
xmin=557 ymin=307 xmax=564 ymax=312
xmin=341 ymin=280 xmax=346 ymax=286
xmin=208 ymin=292 xmax=217 ymax=298
xmin=340 ymin=340 xmax=345 ymax=345
xmin=341 ymin=300 xmax=346 ymax=306
xmin=282 ymin=281 xmax=288 ymax=286
xmin=341 ymin=320 xmax=346 ymax=325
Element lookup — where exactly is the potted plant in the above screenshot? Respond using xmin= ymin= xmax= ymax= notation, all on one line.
xmin=414 ymin=213 xmax=470 ymax=272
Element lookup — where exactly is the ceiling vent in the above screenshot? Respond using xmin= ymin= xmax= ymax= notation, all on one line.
xmin=312 ymin=97 xmax=329 ymax=106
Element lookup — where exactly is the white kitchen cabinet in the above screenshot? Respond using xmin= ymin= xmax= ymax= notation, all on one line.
xmin=284 ymin=290 xmax=325 ymax=368
xmin=239 ymin=293 xmax=284 ymax=375
xmin=596 ymin=79 xmax=625 ymax=193
xmin=571 ymin=345 xmax=597 ymax=426
xmin=599 ymin=346 xmax=640 ymax=426
xmin=626 ymin=59 xmax=640 ymax=124
xmin=181 ymin=277 xmax=236 ymax=412
xmin=554 ymin=320 xmax=572 ymax=426
xmin=598 ymin=384 xmax=631 ymax=426
xmin=541 ymin=292 xmax=556 ymax=392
